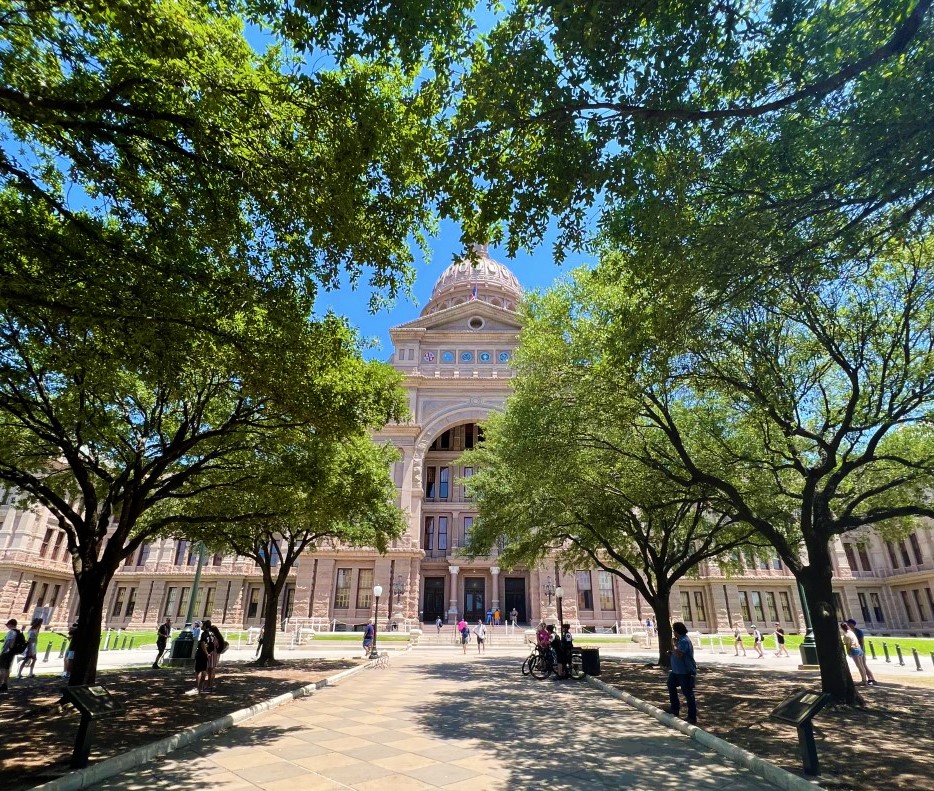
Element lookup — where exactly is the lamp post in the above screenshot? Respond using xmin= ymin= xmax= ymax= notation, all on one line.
xmin=555 ymin=586 xmax=564 ymax=630
xmin=797 ymin=581 xmax=818 ymax=666
xmin=543 ymin=577 xmax=555 ymax=606
xmin=371 ymin=584 xmax=383 ymax=658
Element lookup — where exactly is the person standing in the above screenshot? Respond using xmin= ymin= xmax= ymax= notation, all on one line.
xmin=494 ymin=608 xmax=501 ymax=626
xmin=17 ymin=618 xmax=42 ymax=678
xmin=362 ymin=618 xmax=375 ymax=658
xmin=733 ymin=624 xmax=747 ymax=657
xmin=153 ymin=618 xmax=171 ymax=668
xmin=751 ymin=625 xmax=765 ymax=658
xmin=0 ymin=618 xmax=21 ymax=692
xmin=206 ymin=621 xmax=223 ymax=691
xmin=666 ymin=622 xmax=698 ymax=724
xmin=510 ymin=608 xmax=519 ymax=627
xmin=774 ymin=623 xmax=789 ymax=657
xmin=254 ymin=626 xmax=264 ymax=658
xmin=62 ymin=620 xmax=78 ymax=678
xmin=473 ymin=619 xmax=486 ymax=654
xmin=435 ymin=616 xmax=443 ymax=634
xmin=485 ymin=608 xmax=493 ymax=626
xmin=845 ymin=619 xmax=877 ymax=685
xmin=195 ymin=620 xmax=215 ymax=693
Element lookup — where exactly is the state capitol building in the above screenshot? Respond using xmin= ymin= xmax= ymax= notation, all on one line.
xmin=2 ymin=249 xmax=934 ymax=638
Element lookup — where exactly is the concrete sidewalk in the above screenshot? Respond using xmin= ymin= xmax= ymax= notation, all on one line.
xmin=91 ymin=651 xmax=778 ymax=791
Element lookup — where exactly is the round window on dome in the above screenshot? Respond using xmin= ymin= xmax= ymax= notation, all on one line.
xmin=468 ymin=316 xmax=485 ymax=330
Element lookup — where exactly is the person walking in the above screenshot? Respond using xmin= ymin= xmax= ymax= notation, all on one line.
xmin=195 ymin=620 xmax=216 ymax=693
xmin=510 ymin=608 xmax=519 ymax=627
xmin=457 ymin=617 xmax=469 ymax=654
xmin=845 ymin=619 xmax=877 ymax=685
xmin=153 ymin=618 xmax=171 ymax=668
xmin=473 ymin=619 xmax=486 ymax=654
xmin=254 ymin=626 xmax=264 ymax=659
xmin=751 ymin=625 xmax=765 ymax=658
xmin=666 ymin=622 xmax=698 ymax=724
xmin=841 ymin=622 xmax=871 ymax=686
xmin=774 ymin=623 xmax=790 ymax=657
xmin=206 ymin=621 xmax=224 ymax=691
xmin=733 ymin=624 xmax=747 ymax=656
xmin=62 ymin=620 xmax=78 ymax=679
xmin=435 ymin=616 xmax=443 ymax=634
xmin=17 ymin=617 xmax=42 ymax=678
xmin=362 ymin=619 xmax=375 ymax=658
xmin=0 ymin=618 xmax=22 ymax=692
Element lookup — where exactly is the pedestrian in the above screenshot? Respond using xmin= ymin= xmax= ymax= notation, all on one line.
xmin=457 ymin=617 xmax=469 ymax=654
xmin=191 ymin=621 xmax=202 ymax=643
xmin=841 ymin=622 xmax=870 ymax=686
xmin=751 ymin=625 xmax=764 ymax=658
xmin=153 ymin=618 xmax=171 ymax=668
xmin=485 ymin=608 xmax=493 ymax=625
xmin=494 ymin=608 xmax=501 ymax=626
xmin=645 ymin=617 xmax=654 ymax=645
xmin=666 ymin=621 xmax=698 ymax=724
xmin=195 ymin=619 xmax=216 ymax=693
xmin=845 ymin=619 xmax=877 ymax=685
xmin=535 ymin=621 xmax=550 ymax=652
xmin=62 ymin=620 xmax=78 ymax=678
xmin=206 ymin=621 xmax=224 ymax=691
xmin=473 ymin=619 xmax=486 ymax=654
xmin=0 ymin=618 xmax=22 ymax=692
xmin=254 ymin=625 xmax=264 ymax=658
xmin=17 ymin=617 xmax=42 ymax=678
xmin=510 ymin=607 xmax=518 ymax=627
xmin=557 ymin=623 xmax=574 ymax=678
xmin=774 ymin=623 xmax=789 ymax=657
xmin=435 ymin=616 xmax=443 ymax=634
xmin=733 ymin=623 xmax=746 ymax=657
xmin=362 ymin=618 xmax=375 ymax=658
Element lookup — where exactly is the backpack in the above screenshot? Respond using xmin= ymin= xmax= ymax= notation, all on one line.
xmin=11 ymin=629 xmax=27 ymax=655
xmin=460 ymin=626 xmax=469 ymax=639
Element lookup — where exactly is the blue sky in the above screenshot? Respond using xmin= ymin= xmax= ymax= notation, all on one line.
xmin=315 ymin=218 xmax=594 ymax=360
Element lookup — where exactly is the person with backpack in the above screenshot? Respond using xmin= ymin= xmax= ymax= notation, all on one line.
xmin=457 ymin=617 xmax=469 ymax=654
xmin=17 ymin=617 xmax=43 ymax=679
xmin=194 ymin=619 xmax=215 ymax=694
xmin=206 ymin=621 xmax=225 ymax=691
xmin=0 ymin=618 xmax=27 ymax=692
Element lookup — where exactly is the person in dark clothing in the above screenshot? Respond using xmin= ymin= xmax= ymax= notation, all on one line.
xmin=153 ymin=618 xmax=171 ymax=668
xmin=666 ymin=622 xmax=698 ymax=724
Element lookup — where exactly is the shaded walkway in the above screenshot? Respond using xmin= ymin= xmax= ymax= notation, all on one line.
xmin=93 ymin=652 xmax=778 ymax=790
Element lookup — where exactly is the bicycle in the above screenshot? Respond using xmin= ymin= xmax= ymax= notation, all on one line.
xmin=523 ymin=645 xmax=586 ymax=680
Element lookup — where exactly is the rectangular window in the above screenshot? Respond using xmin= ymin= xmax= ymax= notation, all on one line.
xmin=357 ymin=569 xmax=374 ymax=609
xmin=599 ymin=572 xmax=615 ymax=611
xmin=832 ymin=592 xmax=844 ymax=621
xmin=909 ymin=533 xmax=925 ymax=565
xmin=51 ymin=531 xmax=66 ymax=561
xmin=462 ymin=466 xmax=473 ymax=501
xmin=174 ymin=540 xmax=189 ymax=566
xmin=858 ymin=592 xmax=871 ymax=623
xmin=35 ymin=582 xmax=49 ymax=607
xmin=423 ymin=516 xmax=435 ymax=551
xmin=246 ymin=586 xmax=261 ymax=618
xmin=334 ymin=569 xmax=351 ymax=609
xmin=438 ymin=516 xmax=448 ymax=551
xmin=425 ymin=467 xmax=436 ymax=499
xmin=680 ymin=591 xmax=693 ymax=622
xmin=772 ymin=557 xmax=783 ymax=570
xmin=439 ymin=467 xmax=450 ymax=500
xmin=900 ymin=590 xmax=915 ymax=621
xmin=766 ymin=592 xmax=779 ymax=623
xmin=201 ymin=586 xmax=214 ymax=618
xmin=21 ymin=580 xmax=37 ymax=614
xmin=751 ymin=591 xmax=765 ymax=622
xmin=886 ymin=541 xmax=899 ymax=569
xmin=212 ymin=553 xmax=223 ymax=566
xmin=135 ymin=543 xmax=150 ymax=567
xmin=870 ymin=592 xmax=885 ymax=622
xmin=693 ymin=591 xmax=707 ymax=621
xmin=926 ymin=588 xmax=934 ymax=622
xmin=111 ymin=587 xmax=127 ymax=618
xmin=912 ymin=589 xmax=927 ymax=621
xmin=758 ymin=558 xmax=770 ymax=570
xmin=164 ymin=587 xmax=178 ymax=619
xmin=49 ymin=584 xmax=61 ymax=608
xmin=463 ymin=516 xmax=473 ymax=545
xmin=576 ymin=571 xmax=594 ymax=610
xmin=843 ymin=543 xmax=858 ymax=571
xmin=177 ymin=587 xmax=190 ymax=619
xmin=779 ymin=591 xmax=793 ymax=622
xmin=857 ymin=544 xmax=872 ymax=572
xmin=739 ymin=592 xmax=751 ymax=622
xmin=125 ymin=587 xmax=137 ymax=618
xmin=899 ymin=540 xmax=912 ymax=567
xmin=39 ymin=529 xmax=54 ymax=558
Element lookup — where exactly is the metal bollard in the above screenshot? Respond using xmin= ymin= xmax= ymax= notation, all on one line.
xmin=58 ymin=640 xmax=66 ymax=659
xmin=868 ymin=640 xmax=876 ymax=660
xmin=129 ymin=637 xmax=135 ymax=650
xmin=883 ymin=642 xmax=891 ymax=663
xmin=895 ymin=645 xmax=905 ymax=666
xmin=912 ymin=649 xmax=922 ymax=671
xmin=43 ymin=642 xmax=52 ymax=663
xmin=103 ymin=630 xmax=111 ymax=651
xmin=120 ymin=635 xmax=127 ymax=650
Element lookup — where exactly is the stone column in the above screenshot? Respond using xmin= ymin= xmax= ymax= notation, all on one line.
xmin=490 ymin=566 xmax=500 ymax=612
xmin=448 ymin=565 xmax=460 ymax=620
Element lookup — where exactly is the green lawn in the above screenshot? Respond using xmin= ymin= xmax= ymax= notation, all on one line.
xmin=33 ymin=628 xmax=253 ymax=655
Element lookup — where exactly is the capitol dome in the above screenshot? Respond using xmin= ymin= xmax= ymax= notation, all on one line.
xmin=421 ymin=245 xmax=523 ymax=316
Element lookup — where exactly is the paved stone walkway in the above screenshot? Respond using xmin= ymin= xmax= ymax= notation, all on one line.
xmin=93 ymin=651 xmax=778 ymax=790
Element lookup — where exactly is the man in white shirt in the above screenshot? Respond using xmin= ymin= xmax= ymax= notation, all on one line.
xmin=473 ymin=620 xmax=487 ymax=654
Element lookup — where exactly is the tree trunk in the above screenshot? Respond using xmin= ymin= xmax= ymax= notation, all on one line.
xmin=799 ymin=548 xmax=858 ymax=704
xmin=650 ymin=593 xmax=674 ymax=668
xmin=68 ymin=568 xmax=111 ymax=686
xmin=256 ymin=577 xmax=284 ymax=666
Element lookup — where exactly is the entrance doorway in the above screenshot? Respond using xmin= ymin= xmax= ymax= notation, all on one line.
xmin=423 ymin=577 xmax=445 ymax=623
xmin=464 ymin=578 xmax=485 ymax=621
xmin=504 ymin=577 xmax=527 ymax=623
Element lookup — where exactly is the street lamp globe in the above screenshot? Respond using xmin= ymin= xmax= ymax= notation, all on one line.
xmin=373 ymin=584 xmax=383 ymax=598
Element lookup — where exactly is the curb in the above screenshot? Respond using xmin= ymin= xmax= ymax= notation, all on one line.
xmin=32 ymin=662 xmax=371 ymax=791
xmin=586 ymin=676 xmax=821 ymax=791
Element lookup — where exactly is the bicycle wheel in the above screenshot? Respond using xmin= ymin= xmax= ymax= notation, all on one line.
xmin=530 ymin=653 xmax=551 ymax=680
xmin=568 ymin=651 xmax=585 ymax=680
xmin=521 ymin=654 xmax=534 ymax=675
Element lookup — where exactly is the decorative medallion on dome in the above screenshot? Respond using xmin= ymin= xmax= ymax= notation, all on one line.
xmin=421 ymin=244 xmax=523 ymax=316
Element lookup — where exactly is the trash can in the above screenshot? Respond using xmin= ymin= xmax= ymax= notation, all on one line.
xmin=580 ymin=647 xmax=600 ymax=676
xmin=168 ymin=629 xmax=195 ymax=663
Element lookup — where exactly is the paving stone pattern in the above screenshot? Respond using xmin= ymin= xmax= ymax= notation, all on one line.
xmin=93 ymin=652 xmax=778 ymax=790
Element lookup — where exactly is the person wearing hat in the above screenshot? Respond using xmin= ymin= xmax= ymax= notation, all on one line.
xmin=845 ymin=619 xmax=877 ymax=685
xmin=751 ymin=624 xmax=764 ymax=658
